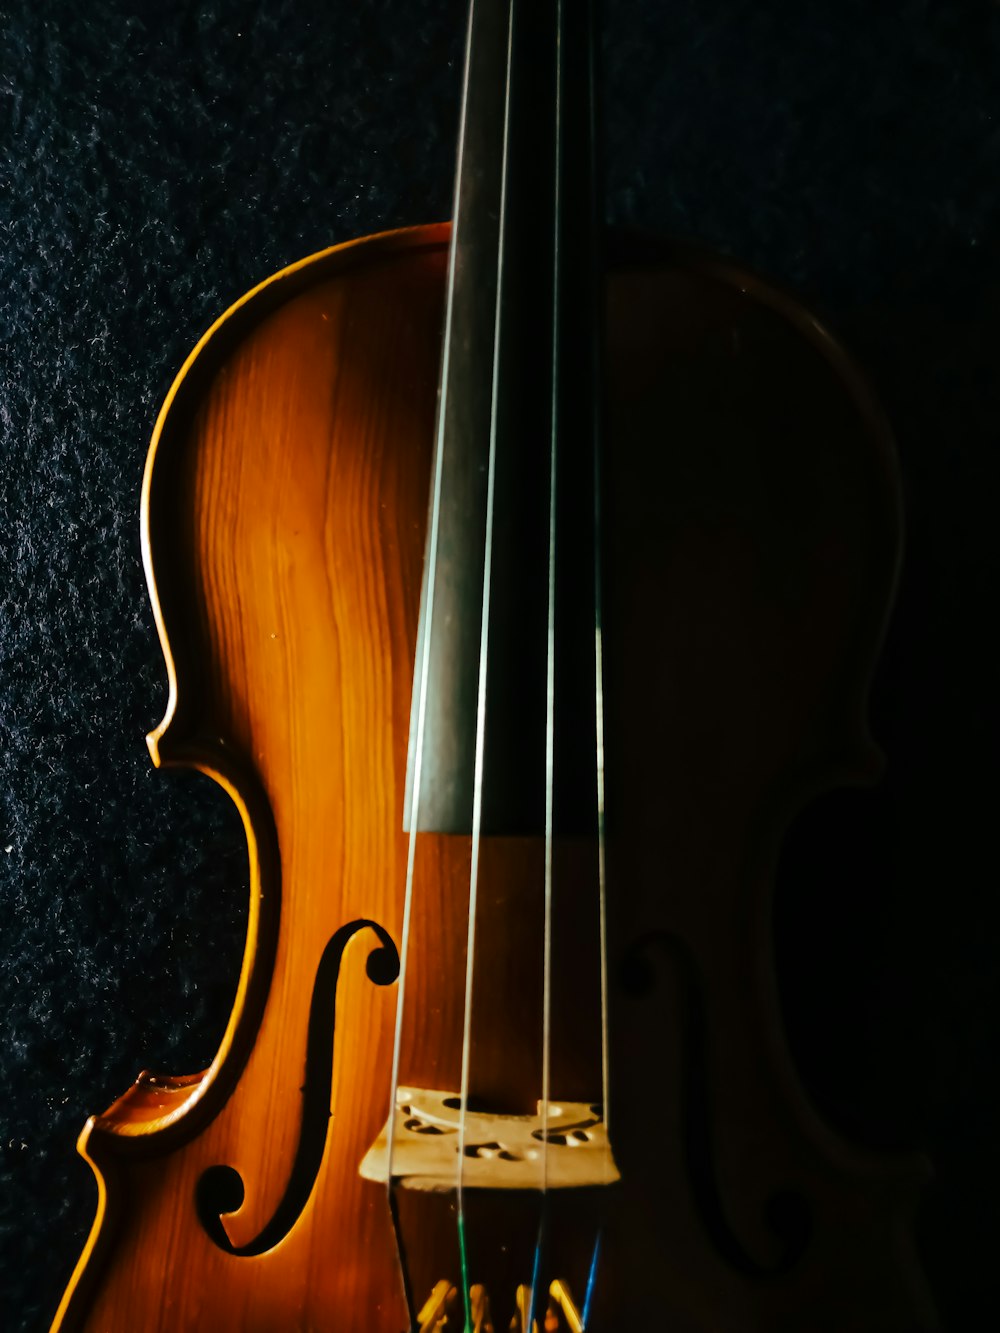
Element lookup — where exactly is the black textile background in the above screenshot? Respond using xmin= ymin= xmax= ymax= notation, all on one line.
xmin=2 ymin=1 xmax=999 ymax=1329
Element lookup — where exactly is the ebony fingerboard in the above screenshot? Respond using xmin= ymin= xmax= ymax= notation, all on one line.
xmin=405 ymin=0 xmax=601 ymax=836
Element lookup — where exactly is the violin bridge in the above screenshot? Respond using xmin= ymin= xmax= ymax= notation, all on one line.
xmin=359 ymin=1086 xmax=619 ymax=1191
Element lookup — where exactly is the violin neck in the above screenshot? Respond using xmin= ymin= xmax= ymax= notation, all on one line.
xmin=405 ymin=0 xmax=602 ymax=836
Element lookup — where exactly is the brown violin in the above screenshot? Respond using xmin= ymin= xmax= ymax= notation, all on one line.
xmin=52 ymin=1 xmax=938 ymax=1329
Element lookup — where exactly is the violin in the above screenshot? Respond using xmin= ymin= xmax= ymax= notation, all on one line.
xmin=51 ymin=1 xmax=939 ymax=1329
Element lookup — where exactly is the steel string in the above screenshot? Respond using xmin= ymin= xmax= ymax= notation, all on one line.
xmin=385 ymin=3 xmax=480 ymax=1328
xmin=525 ymin=2 xmax=565 ymax=1330
xmin=455 ymin=3 xmax=517 ymax=1331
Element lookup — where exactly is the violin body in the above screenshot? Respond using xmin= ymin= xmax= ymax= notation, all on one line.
xmin=52 ymin=223 xmax=936 ymax=1331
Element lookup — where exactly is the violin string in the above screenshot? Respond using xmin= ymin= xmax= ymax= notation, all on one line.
xmin=587 ymin=0 xmax=611 ymax=1148
xmin=456 ymin=3 xmax=517 ymax=1329
xmin=544 ymin=0 xmax=565 ymax=1182
xmin=529 ymin=2 xmax=565 ymax=1330
xmin=384 ymin=0 xmax=479 ymax=1286
xmin=586 ymin=6 xmax=614 ymax=1309
xmin=581 ymin=1229 xmax=603 ymax=1330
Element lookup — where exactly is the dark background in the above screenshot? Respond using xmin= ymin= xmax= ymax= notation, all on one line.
xmin=2 ymin=1 xmax=998 ymax=1328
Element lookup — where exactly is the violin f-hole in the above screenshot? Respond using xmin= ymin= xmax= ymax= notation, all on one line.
xmin=621 ymin=931 xmax=812 ymax=1277
xmin=197 ymin=919 xmax=399 ymax=1257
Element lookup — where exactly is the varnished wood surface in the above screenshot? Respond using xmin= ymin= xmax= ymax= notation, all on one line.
xmin=53 ymin=225 xmax=938 ymax=1331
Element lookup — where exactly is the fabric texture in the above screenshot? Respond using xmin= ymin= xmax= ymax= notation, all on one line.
xmin=2 ymin=1 xmax=999 ymax=1328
